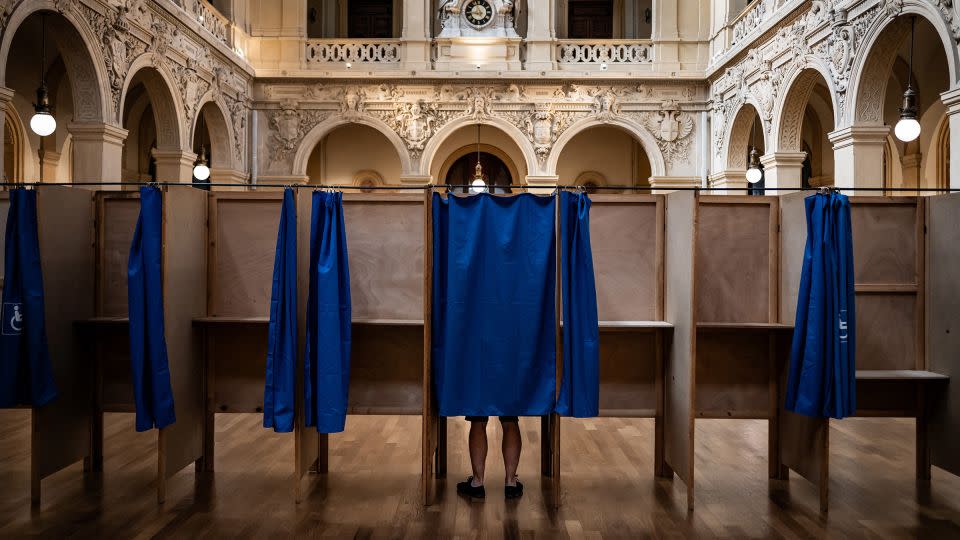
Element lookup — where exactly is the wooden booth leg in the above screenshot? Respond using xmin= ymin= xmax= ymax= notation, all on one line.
xmin=317 ymin=434 xmax=329 ymax=474
xmin=540 ymin=415 xmax=552 ymax=477
xmin=916 ymin=384 xmax=932 ymax=482
xmin=435 ymin=417 xmax=447 ymax=478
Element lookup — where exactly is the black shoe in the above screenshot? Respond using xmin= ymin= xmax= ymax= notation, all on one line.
xmin=457 ymin=477 xmax=485 ymax=499
xmin=505 ymin=480 xmax=524 ymax=499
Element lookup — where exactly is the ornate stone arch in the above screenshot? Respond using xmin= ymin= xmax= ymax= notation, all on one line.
xmin=724 ymin=101 xmax=766 ymax=171
xmin=191 ymin=93 xmax=235 ymax=170
xmin=420 ymin=115 xmax=538 ymax=179
xmin=544 ymin=116 xmax=666 ymax=178
xmin=772 ymin=66 xmax=837 ymax=153
xmin=118 ymin=55 xmax=186 ymax=151
xmin=0 ymin=3 xmax=110 ymax=123
xmin=848 ymin=5 xmax=960 ymax=127
xmin=292 ymin=115 xmax=413 ymax=178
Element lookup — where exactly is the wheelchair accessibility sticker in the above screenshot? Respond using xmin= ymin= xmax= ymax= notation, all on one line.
xmin=3 ymin=302 xmax=23 ymax=336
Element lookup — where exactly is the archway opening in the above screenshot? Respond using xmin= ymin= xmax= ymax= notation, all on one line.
xmin=122 ymin=84 xmax=157 ymax=182
xmin=3 ymin=11 xmax=101 ymax=182
xmin=431 ymin=124 xmax=528 ymax=184
xmin=725 ymin=104 xmax=764 ymax=193
xmin=556 ymin=125 xmax=651 ymax=191
xmin=306 ymin=123 xmax=402 ymax=186
xmin=445 ymin=151 xmax=513 ymax=193
xmin=778 ymin=69 xmax=835 ymax=188
xmin=120 ymin=66 xmax=182 ymax=183
xmin=856 ymin=16 xmax=951 ymax=191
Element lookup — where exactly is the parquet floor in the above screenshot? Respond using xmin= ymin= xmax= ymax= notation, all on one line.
xmin=1 ymin=411 xmax=959 ymax=538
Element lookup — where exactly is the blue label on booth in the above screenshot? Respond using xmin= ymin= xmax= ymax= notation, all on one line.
xmin=2 ymin=302 xmax=23 ymax=336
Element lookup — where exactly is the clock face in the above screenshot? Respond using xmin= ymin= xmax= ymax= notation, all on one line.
xmin=464 ymin=0 xmax=493 ymax=27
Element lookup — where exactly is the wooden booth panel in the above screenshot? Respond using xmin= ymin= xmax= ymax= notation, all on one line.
xmin=855 ymin=294 xmax=918 ymax=371
xmin=33 ymin=187 xmax=96 ymax=481
xmin=695 ymin=199 xmax=777 ymax=323
xmin=850 ymin=200 xmax=919 ymax=286
xmin=926 ymin=193 xmax=960 ymax=477
xmin=663 ymin=191 xmax=696 ymax=501
xmin=158 ymin=188 xmax=207 ymax=487
xmin=349 ymin=324 xmax=423 ymax=414
xmin=343 ymin=195 xmax=424 ymax=321
xmin=589 ymin=196 xmax=662 ymax=321
xmin=695 ymin=331 xmax=773 ymax=418
xmin=98 ymin=196 xmax=140 ymax=317
xmin=598 ymin=331 xmax=658 ymax=416
xmin=100 ymin=328 xmax=134 ymax=410
xmin=210 ymin=196 xmax=282 ymax=317
xmin=208 ymin=325 xmax=269 ymax=412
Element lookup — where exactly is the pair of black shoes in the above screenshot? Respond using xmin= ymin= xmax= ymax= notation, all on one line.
xmin=456 ymin=477 xmax=524 ymax=499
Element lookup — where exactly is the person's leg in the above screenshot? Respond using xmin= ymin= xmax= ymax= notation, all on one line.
xmin=501 ymin=417 xmax=521 ymax=486
xmin=468 ymin=418 xmax=489 ymax=485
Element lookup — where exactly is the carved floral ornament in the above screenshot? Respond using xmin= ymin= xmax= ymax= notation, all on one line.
xmin=263 ymin=83 xmax=703 ymax=169
xmin=710 ymin=0 xmax=960 ymax=158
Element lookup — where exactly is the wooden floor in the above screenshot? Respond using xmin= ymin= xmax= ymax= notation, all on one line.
xmin=2 ymin=411 xmax=960 ymax=538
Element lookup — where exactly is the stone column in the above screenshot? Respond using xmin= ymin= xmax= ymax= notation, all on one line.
xmin=942 ymin=87 xmax=960 ymax=191
xmin=828 ymin=125 xmax=889 ymax=191
xmin=524 ymin=0 xmax=554 ymax=71
xmin=400 ymin=0 xmax=431 ymax=71
xmin=759 ymin=151 xmax=805 ymax=191
xmin=68 ymin=123 xmax=128 ymax=185
xmin=152 ymin=149 xmax=197 ymax=183
xmin=651 ymin=0 xmax=680 ymax=72
xmin=649 ymin=175 xmax=699 ymax=194
xmin=900 ymin=152 xmax=922 ymax=190
xmin=707 ymin=170 xmax=747 ymax=194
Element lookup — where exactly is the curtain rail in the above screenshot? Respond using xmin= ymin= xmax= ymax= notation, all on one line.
xmin=0 ymin=181 xmax=957 ymax=193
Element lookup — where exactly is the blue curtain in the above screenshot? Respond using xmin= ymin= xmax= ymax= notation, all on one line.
xmin=127 ymin=186 xmax=176 ymax=431
xmin=263 ymin=189 xmax=297 ymax=433
xmin=784 ymin=192 xmax=856 ymax=419
xmin=432 ymin=192 xmax=557 ymax=417
xmin=0 ymin=189 xmax=57 ymax=407
xmin=556 ymin=191 xmax=599 ymax=418
xmin=304 ymin=191 xmax=352 ymax=433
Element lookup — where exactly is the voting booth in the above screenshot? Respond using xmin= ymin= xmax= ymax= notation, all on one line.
xmin=777 ymin=193 xmax=954 ymax=512
xmin=79 ymin=188 xmax=206 ymax=503
xmin=662 ymin=191 xmax=792 ymax=511
xmin=0 ymin=187 xmax=94 ymax=505
xmin=587 ymin=195 xmax=671 ymax=477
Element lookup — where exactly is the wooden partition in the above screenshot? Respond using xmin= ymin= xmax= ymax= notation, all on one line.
xmin=663 ymin=193 xmax=791 ymax=511
xmin=927 ymin=193 xmax=960 ymax=478
xmin=82 ymin=188 xmax=207 ymax=504
xmin=0 ymin=188 xmax=95 ymax=505
xmin=584 ymin=195 xmax=671 ymax=476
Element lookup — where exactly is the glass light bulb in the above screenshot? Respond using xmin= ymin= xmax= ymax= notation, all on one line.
xmin=894 ymin=118 xmax=921 ymax=142
xmin=30 ymin=112 xmax=56 ymax=136
xmin=193 ymin=163 xmax=211 ymax=181
xmin=470 ymin=178 xmax=486 ymax=193
xmin=746 ymin=166 xmax=763 ymax=184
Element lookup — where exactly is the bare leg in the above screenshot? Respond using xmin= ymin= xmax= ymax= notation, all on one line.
xmin=502 ymin=421 xmax=521 ymax=486
xmin=468 ymin=420 xmax=488 ymax=485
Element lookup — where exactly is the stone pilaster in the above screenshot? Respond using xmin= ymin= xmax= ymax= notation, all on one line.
xmin=524 ymin=0 xmax=555 ymax=71
xmin=152 ymin=149 xmax=197 ymax=183
xmin=707 ymin=170 xmax=747 ymax=194
xmin=400 ymin=0 xmax=431 ymax=71
xmin=67 ymin=123 xmax=128 ymax=186
xmin=941 ymin=88 xmax=960 ymax=191
xmin=759 ymin=151 xmax=806 ymax=192
xmin=828 ymin=125 xmax=889 ymax=191
xmin=649 ymin=175 xmax=700 ymax=194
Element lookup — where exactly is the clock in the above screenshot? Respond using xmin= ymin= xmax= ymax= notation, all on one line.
xmin=464 ymin=0 xmax=493 ymax=27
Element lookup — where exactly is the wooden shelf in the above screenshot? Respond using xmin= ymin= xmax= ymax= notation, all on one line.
xmin=696 ymin=322 xmax=793 ymax=330
xmin=599 ymin=320 xmax=673 ymax=330
xmin=352 ymin=318 xmax=423 ymax=326
xmin=193 ymin=316 xmax=269 ymax=325
xmin=856 ymin=370 xmax=949 ymax=381
xmin=75 ymin=317 xmax=129 ymax=326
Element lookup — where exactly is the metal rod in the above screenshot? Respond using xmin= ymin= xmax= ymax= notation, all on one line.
xmin=1 ymin=181 xmax=957 ymax=193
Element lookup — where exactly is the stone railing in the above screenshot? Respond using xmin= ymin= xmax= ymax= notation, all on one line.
xmin=729 ymin=0 xmax=774 ymax=49
xmin=193 ymin=0 xmax=231 ymax=47
xmin=304 ymin=39 xmax=402 ymax=65
xmin=555 ymin=40 xmax=654 ymax=66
